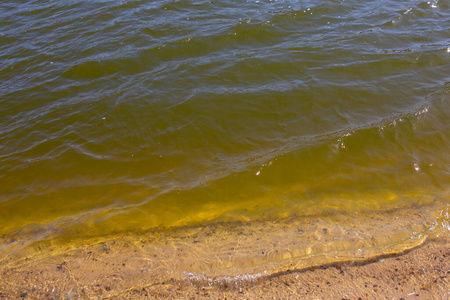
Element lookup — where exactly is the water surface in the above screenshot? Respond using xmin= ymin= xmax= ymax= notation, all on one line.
xmin=0 ymin=0 xmax=449 ymax=275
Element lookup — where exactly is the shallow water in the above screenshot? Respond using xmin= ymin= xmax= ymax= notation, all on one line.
xmin=0 ymin=0 xmax=449 ymax=275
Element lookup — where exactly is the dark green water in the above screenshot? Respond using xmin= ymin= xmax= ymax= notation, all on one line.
xmin=0 ymin=0 xmax=449 ymax=263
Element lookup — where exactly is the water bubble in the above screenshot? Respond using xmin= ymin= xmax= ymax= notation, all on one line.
xmin=414 ymin=164 xmax=420 ymax=171
xmin=415 ymin=107 xmax=428 ymax=115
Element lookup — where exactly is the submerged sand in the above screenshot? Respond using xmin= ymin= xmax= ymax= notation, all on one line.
xmin=1 ymin=238 xmax=449 ymax=299
xmin=0 ymin=201 xmax=449 ymax=299
xmin=116 ymin=238 xmax=450 ymax=299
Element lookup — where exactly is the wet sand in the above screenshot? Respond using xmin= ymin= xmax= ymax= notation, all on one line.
xmin=0 ymin=237 xmax=449 ymax=299
xmin=1 ymin=203 xmax=449 ymax=299
xmin=130 ymin=238 xmax=450 ymax=299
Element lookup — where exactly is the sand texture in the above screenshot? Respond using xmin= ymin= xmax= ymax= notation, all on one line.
xmin=1 ymin=203 xmax=449 ymax=299
xmin=0 ymin=237 xmax=449 ymax=299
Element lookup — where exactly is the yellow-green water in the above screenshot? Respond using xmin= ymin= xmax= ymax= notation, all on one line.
xmin=0 ymin=0 xmax=449 ymax=276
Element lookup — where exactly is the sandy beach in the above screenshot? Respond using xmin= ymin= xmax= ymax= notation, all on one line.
xmin=0 ymin=237 xmax=449 ymax=299
xmin=1 ymin=204 xmax=449 ymax=299
xmin=119 ymin=238 xmax=450 ymax=299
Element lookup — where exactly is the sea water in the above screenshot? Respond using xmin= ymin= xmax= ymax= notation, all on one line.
xmin=0 ymin=0 xmax=449 ymax=277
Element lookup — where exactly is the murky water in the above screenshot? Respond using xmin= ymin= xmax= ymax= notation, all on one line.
xmin=0 ymin=0 xmax=449 ymax=277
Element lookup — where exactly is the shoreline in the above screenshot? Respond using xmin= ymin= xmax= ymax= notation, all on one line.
xmin=0 ymin=202 xmax=449 ymax=299
xmin=132 ymin=237 xmax=450 ymax=299
xmin=1 ymin=236 xmax=448 ymax=299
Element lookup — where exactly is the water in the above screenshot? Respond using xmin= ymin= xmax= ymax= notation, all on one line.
xmin=0 ymin=0 xmax=449 ymax=278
